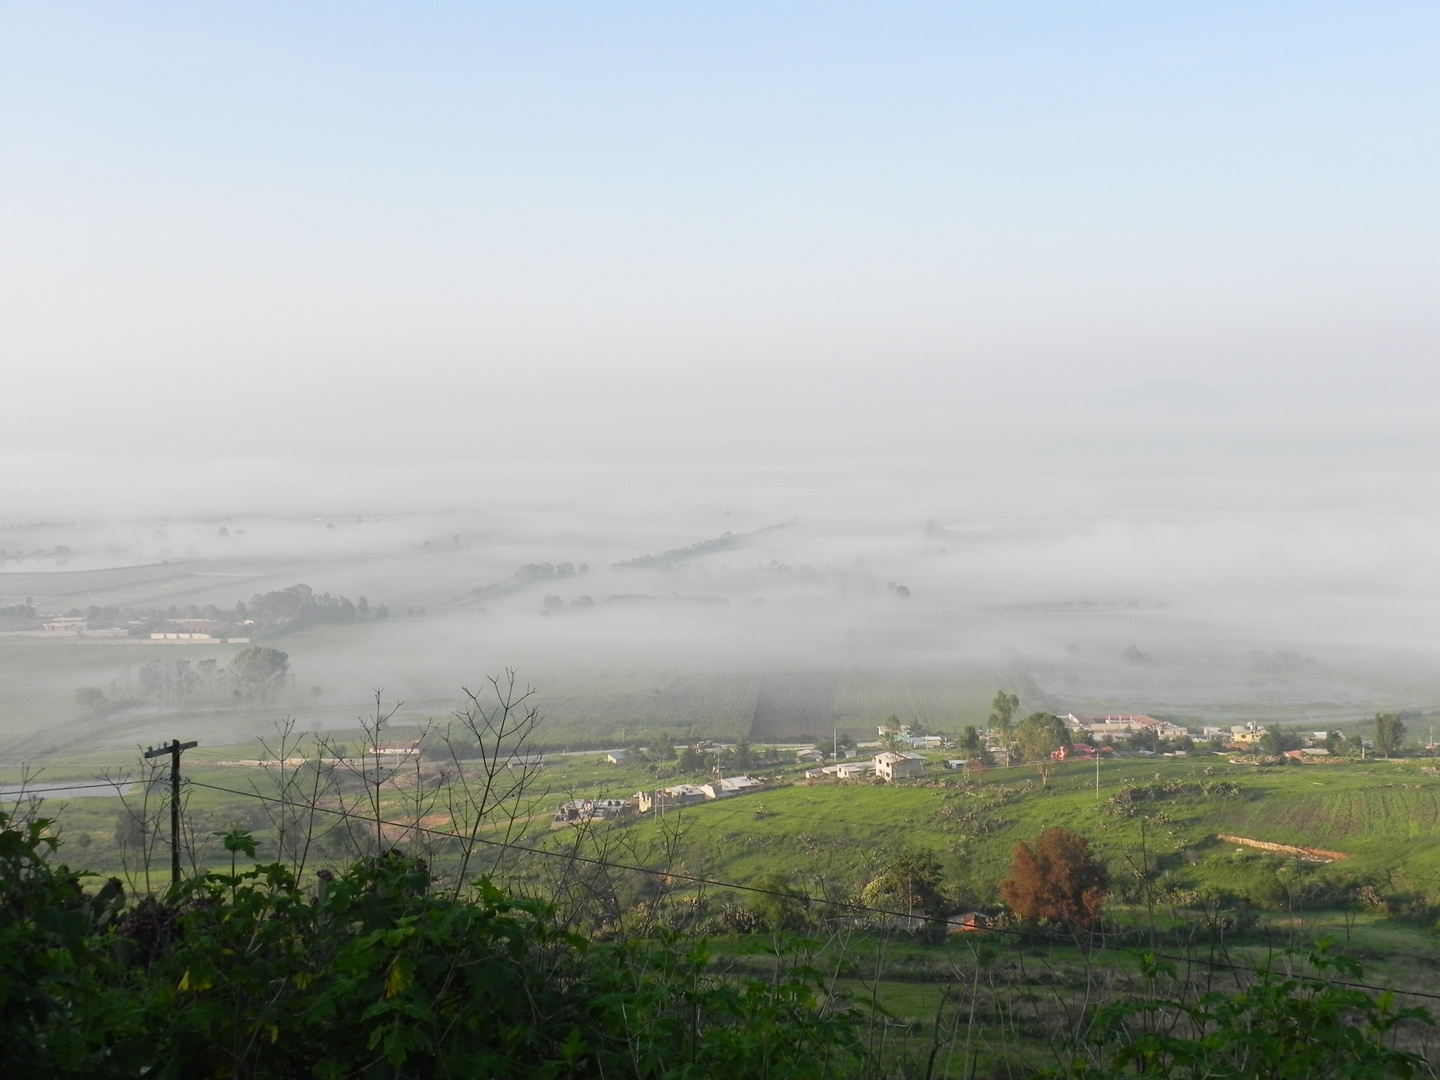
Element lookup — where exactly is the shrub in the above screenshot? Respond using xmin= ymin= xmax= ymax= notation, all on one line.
xmin=1001 ymin=828 xmax=1108 ymax=929
xmin=0 ymin=815 xmax=865 ymax=1079
xmin=1059 ymin=942 xmax=1432 ymax=1079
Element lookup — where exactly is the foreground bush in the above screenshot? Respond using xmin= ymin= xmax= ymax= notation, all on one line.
xmin=0 ymin=814 xmax=862 ymax=1079
xmin=3 ymin=810 xmax=1432 ymax=1078
xmin=1058 ymin=945 xmax=1432 ymax=1079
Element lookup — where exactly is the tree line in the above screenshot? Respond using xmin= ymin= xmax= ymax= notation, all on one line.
xmin=75 ymin=647 xmax=291 ymax=710
xmin=242 ymin=583 xmax=387 ymax=631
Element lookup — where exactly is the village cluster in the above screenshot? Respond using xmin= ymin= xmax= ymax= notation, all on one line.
xmin=552 ymin=712 xmax=1336 ymax=827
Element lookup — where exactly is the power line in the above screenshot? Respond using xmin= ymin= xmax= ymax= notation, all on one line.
xmin=184 ymin=777 xmax=1440 ymax=1006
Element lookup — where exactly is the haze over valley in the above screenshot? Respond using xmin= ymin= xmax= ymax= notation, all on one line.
xmin=8 ymin=406 xmax=1440 ymax=763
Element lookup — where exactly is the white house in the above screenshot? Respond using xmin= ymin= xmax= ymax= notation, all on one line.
xmin=816 ymin=761 xmax=875 ymax=780
xmin=604 ymin=751 xmax=629 ymax=765
xmin=552 ymin=798 xmax=629 ymax=825
xmin=701 ymin=775 xmax=764 ymax=799
xmin=635 ymin=784 xmax=709 ymax=814
xmin=874 ymin=751 xmax=926 ymax=782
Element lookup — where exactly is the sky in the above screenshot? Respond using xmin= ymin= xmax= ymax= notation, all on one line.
xmin=6 ymin=4 xmax=1440 ymax=736
xmin=2 ymin=2 xmax=1439 ymax=476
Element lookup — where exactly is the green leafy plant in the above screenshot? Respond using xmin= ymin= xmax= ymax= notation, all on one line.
xmin=1059 ymin=941 xmax=1432 ymax=1079
xmin=0 ymin=809 xmax=867 ymax=1079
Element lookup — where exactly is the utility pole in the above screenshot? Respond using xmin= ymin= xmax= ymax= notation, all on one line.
xmin=1095 ymin=748 xmax=1101 ymax=802
xmin=144 ymin=739 xmax=198 ymax=885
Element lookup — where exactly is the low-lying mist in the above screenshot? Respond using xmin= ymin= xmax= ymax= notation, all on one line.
xmin=5 ymin=411 xmax=1440 ymax=762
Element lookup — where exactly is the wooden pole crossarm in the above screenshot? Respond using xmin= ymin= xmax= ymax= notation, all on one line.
xmin=144 ymin=739 xmax=199 ymax=884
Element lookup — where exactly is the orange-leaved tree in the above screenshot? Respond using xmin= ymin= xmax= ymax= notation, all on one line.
xmin=1000 ymin=827 xmax=1108 ymax=929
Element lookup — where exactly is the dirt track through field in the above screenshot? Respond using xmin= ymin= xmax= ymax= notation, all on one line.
xmin=749 ymin=673 xmax=838 ymax=741
xmin=1218 ymin=834 xmax=1349 ymax=862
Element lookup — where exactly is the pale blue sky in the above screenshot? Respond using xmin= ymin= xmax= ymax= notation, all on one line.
xmin=2 ymin=2 xmax=1438 ymax=457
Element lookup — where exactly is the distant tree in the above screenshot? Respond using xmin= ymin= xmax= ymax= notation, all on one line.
xmin=959 ymin=725 xmax=982 ymax=752
xmin=73 ymin=686 xmax=106 ymax=711
xmin=653 ymin=730 xmax=677 ymax=761
xmin=1001 ymin=827 xmax=1108 ymax=929
xmin=837 ymin=733 xmax=857 ymax=753
xmin=724 ymin=739 xmax=755 ymax=771
xmin=137 ymin=658 xmax=199 ymax=702
xmin=229 ymin=647 xmax=290 ymax=701
xmin=860 ymin=848 xmax=949 ymax=921
xmin=1126 ymin=726 xmax=1160 ymax=754
xmin=748 ymin=871 xmax=811 ymax=931
xmin=676 ymin=745 xmax=709 ymax=774
xmin=988 ymin=691 xmax=1019 ymax=744
xmin=1336 ymin=731 xmax=1367 ymax=758
xmin=113 ymin=808 xmax=147 ymax=849
xmin=1259 ymin=725 xmax=1302 ymax=756
xmin=196 ymin=657 xmax=220 ymax=697
xmin=1015 ymin=712 xmax=1070 ymax=788
xmin=1374 ymin=713 xmax=1407 ymax=759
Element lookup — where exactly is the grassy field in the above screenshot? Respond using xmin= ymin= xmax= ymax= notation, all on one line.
xmin=748 ymin=672 xmax=838 ymax=741
xmin=16 ymin=741 xmax=1440 ymax=1077
xmin=0 ymin=632 xmax=1012 ymax=767
xmin=533 ymin=671 xmax=761 ymax=747
xmin=606 ymin=753 xmax=1440 ymax=911
xmin=25 ymin=730 xmax=1440 ymax=909
xmin=832 ymin=669 xmax=1004 ymax=735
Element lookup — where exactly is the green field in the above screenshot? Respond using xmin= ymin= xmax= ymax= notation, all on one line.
xmin=25 ymin=732 xmax=1440 ymax=913
xmin=603 ymin=754 xmax=1440 ymax=913
xmin=0 ymin=626 xmax=1018 ymax=768
xmin=832 ymin=669 xmax=1003 ymax=734
xmin=17 ymin=738 xmax=1440 ymax=1076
